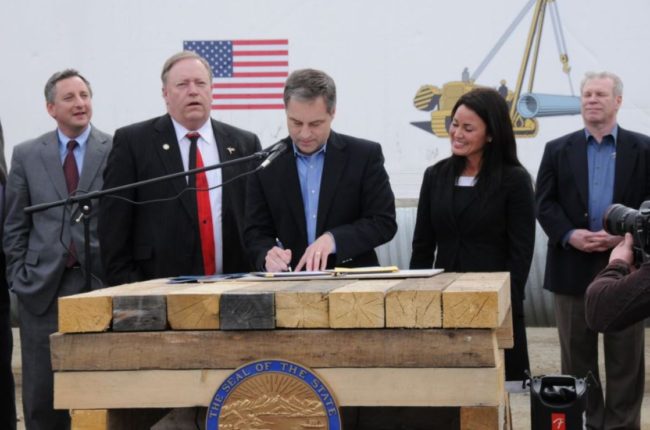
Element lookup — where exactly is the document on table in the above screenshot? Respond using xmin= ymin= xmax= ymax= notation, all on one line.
xmin=169 ymin=268 xmax=444 ymax=283
xmin=248 ymin=267 xmax=444 ymax=279
xmin=167 ymin=273 xmax=248 ymax=283
xmin=250 ymin=270 xmax=330 ymax=278
xmin=330 ymin=265 xmax=399 ymax=274
xmin=347 ymin=268 xmax=444 ymax=279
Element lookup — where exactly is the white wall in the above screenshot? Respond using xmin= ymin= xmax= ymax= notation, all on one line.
xmin=1 ymin=0 xmax=649 ymax=197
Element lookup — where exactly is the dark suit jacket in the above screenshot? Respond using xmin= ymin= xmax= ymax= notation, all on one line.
xmin=244 ymin=131 xmax=397 ymax=271
xmin=99 ymin=115 xmax=261 ymax=285
xmin=410 ymin=159 xmax=535 ymax=314
xmin=536 ymin=127 xmax=650 ymax=295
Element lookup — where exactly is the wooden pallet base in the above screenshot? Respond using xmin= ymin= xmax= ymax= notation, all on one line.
xmin=70 ymin=402 xmax=512 ymax=430
xmin=70 ymin=409 xmax=169 ymax=430
xmin=56 ymin=363 xmax=504 ymax=410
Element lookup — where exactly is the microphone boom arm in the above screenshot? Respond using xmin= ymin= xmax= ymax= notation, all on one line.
xmin=24 ymin=150 xmax=268 ymax=214
xmin=21 ymin=142 xmax=275 ymax=293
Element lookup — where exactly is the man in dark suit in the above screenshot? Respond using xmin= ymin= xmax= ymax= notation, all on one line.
xmin=0 ymin=119 xmax=16 ymax=430
xmin=244 ymin=68 xmax=396 ymax=272
xmin=536 ymin=71 xmax=650 ymax=429
xmin=99 ymin=51 xmax=261 ymax=285
xmin=4 ymin=70 xmax=112 ymax=430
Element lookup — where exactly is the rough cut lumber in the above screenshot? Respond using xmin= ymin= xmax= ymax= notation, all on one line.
xmin=275 ymin=280 xmax=355 ymax=328
xmin=55 ymin=273 xmax=511 ymax=428
xmin=70 ymin=409 xmax=107 ymax=429
xmin=341 ymin=407 xmax=459 ymax=428
xmin=385 ymin=273 xmax=459 ymax=328
xmin=218 ymin=281 xmax=295 ymax=330
xmin=70 ymin=409 xmax=169 ymax=430
xmin=219 ymin=291 xmax=273 ymax=330
xmin=496 ymin=307 xmax=514 ymax=349
xmin=165 ymin=282 xmax=253 ymax=330
xmin=59 ymin=274 xmax=511 ymax=332
xmin=71 ymin=406 xmax=511 ymax=430
xmin=459 ymin=406 xmax=500 ymax=430
xmin=442 ymin=272 xmax=510 ymax=328
xmin=51 ymin=328 xmax=498 ymax=371
xmin=59 ymin=295 xmax=112 ymax=334
xmin=70 ymin=405 xmax=511 ymax=430
xmin=112 ymin=295 xmax=167 ymax=331
xmin=58 ymin=279 xmax=191 ymax=333
xmin=503 ymin=390 xmax=512 ymax=430
xmin=55 ymin=363 xmax=504 ymax=409
xmin=328 ymin=280 xmax=403 ymax=328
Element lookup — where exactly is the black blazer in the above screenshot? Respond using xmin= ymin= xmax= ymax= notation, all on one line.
xmin=536 ymin=127 xmax=650 ymax=295
xmin=99 ymin=115 xmax=261 ymax=285
xmin=410 ymin=159 xmax=535 ymax=313
xmin=244 ymin=131 xmax=397 ymax=271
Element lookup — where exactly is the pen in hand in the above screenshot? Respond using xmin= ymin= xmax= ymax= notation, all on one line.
xmin=275 ymin=237 xmax=292 ymax=272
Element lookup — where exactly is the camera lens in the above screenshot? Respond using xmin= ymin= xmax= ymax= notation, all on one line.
xmin=603 ymin=204 xmax=639 ymax=236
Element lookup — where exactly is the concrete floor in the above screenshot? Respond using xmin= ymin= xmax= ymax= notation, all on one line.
xmin=10 ymin=327 xmax=650 ymax=429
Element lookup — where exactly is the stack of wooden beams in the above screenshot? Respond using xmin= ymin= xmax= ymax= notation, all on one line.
xmin=52 ymin=272 xmax=513 ymax=430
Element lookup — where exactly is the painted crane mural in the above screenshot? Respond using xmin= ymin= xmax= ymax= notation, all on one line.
xmin=412 ymin=0 xmax=581 ymax=138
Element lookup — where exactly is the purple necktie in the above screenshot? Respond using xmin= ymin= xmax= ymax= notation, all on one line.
xmin=63 ymin=140 xmax=79 ymax=267
xmin=63 ymin=140 xmax=79 ymax=193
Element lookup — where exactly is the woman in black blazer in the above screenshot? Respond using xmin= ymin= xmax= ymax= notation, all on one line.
xmin=410 ymin=88 xmax=535 ymax=381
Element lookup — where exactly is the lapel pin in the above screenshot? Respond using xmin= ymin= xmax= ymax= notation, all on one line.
xmin=162 ymin=143 xmax=170 ymax=151
xmin=227 ymin=147 xmax=236 ymax=154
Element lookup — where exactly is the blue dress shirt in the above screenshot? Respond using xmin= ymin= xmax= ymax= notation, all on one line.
xmin=293 ymin=143 xmax=326 ymax=245
xmin=562 ymin=126 xmax=617 ymax=246
xmin=586 ymin=126 xmax=617 ymax=231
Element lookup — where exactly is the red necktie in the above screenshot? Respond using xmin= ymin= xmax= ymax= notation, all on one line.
xmin=63 ymin=140 xmax=79 ymax=267
xmin=187 ymin=132 xmax=216 ymax=275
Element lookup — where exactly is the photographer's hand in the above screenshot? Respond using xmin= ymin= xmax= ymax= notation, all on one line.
xmin=609 ymin=233 xmax=634 ymax=265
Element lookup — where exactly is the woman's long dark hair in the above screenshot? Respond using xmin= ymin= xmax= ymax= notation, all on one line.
xmin=449 ymin=87 xmax=523 ymax=196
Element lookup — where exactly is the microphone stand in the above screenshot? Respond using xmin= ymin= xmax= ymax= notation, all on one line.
xmin=24 ymin=151 xmax=268 ymax=292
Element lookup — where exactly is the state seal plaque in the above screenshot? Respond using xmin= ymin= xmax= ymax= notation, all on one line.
xmin=206 ymin=359 xmax=341 ymax=430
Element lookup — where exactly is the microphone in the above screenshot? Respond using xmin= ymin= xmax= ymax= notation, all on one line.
xmin=258 ymin=140 xmax=289 ymax=169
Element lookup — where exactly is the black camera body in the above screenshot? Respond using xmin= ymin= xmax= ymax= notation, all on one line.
xmin=603 ymin=201 xmax=650 ymax=265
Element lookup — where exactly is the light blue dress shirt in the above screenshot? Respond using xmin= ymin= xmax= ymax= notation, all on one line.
xmin=293 ymin=143 xmax=326 ymax=245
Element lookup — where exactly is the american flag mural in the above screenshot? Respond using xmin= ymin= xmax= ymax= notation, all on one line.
xmin=183 ymin=39 xmax=289 ymax=110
